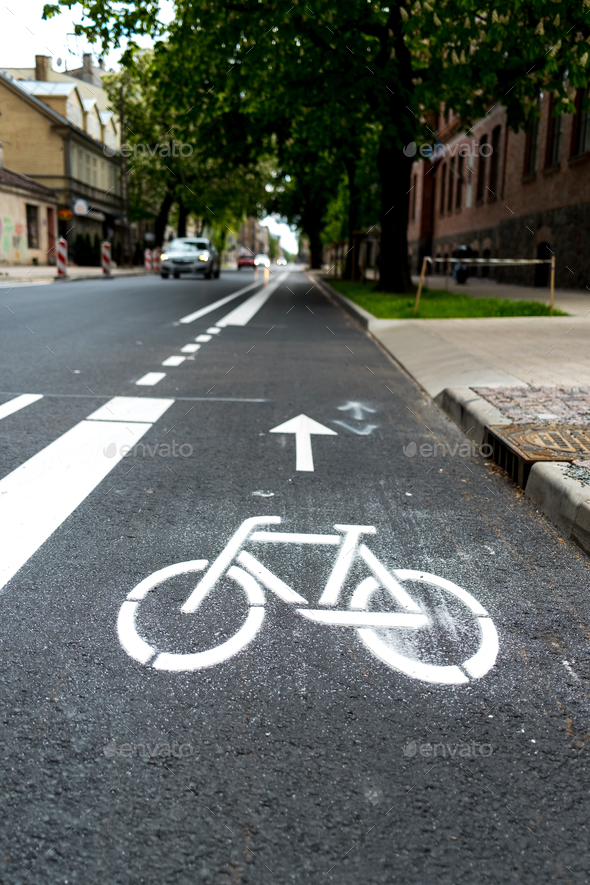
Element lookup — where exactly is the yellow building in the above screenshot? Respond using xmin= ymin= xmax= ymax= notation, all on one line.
xmin=0 ymin=144 xmax=58 ymax=265
xmin=0 ymin=67 xmax=123 ymax=255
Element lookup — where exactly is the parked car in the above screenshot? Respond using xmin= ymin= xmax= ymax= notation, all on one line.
xmin=160 ymin=237 xmax=220 ymax=279
xmin=254 ymin=253 xmax=270 ymax=268
xmin=237 ymin=254 xmax=255 ymax=269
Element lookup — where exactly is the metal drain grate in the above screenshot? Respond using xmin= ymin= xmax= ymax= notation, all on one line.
xmin=486 ymin=424 xmax=590 ymax=488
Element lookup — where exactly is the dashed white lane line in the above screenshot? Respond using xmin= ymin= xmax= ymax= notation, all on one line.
xmin=136 ymin=372 xmax=167 ymax=386
xmin=178 ymin=281 xmax=261 ymax=324
xmin=181 ymin=343 xmax=201 ymax=353
xmin=162 ymin=355 xmax=186 ymax=367
xmin=206 ymin=327 xmax=221 ymax=334
xmin=0 ymin=393 xmax=43 ymax=421
xmin=0 ymin=395 xmax=174 ymax=593
xmin=195 ymin=334 xmax=212 ymax=343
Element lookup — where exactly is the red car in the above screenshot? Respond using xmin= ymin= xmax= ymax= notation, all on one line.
xmin=237 ymin=254 xmax=255 ymax=269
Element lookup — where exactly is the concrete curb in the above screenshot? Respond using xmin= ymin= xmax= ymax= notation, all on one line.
xmin=435 ymin=387 xmax=511 ymax=446
xmin=313 ymin=272 xmax=590 ymax=557
xmin=525 ymin=462 xmax=590 ymax=554
xmin=54 ymin=271 xmax=150 ymax=283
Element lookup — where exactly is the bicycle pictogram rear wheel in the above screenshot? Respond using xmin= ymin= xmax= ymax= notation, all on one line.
xmin=117 ymin=561 xmax=265 ymax=671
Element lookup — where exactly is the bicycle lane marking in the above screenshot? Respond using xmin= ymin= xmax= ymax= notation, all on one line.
xmin=178 ymin=281 xmax=262 ymax=324
xmin=0 ymin=396 xmax=173 ymax=594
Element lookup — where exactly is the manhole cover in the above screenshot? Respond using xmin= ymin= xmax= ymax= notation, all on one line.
xmin=489 ymin=424 xmax=590 ymax=462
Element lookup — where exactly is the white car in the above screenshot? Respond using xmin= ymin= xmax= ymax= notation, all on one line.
xmin=254 ymin=253 xmax=270 ymax=268
xmin=160 ymin=237 xmax=220 ymax=279
xmin=276 ymin=257 xmax=287 ymax=266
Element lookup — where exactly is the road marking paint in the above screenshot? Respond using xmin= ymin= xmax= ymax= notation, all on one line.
xmin=181 ymin=516 xmax=281 ymax=613
xmin=0 ymin=393 xmax=43 ymax=421
xmin=250 ymin=531 xmax=341 ymax=544
xmin=319 ymin=526 xmax=376 ymax=606
xmin=181 ymin=343 xmax=201 ymax=353
xmin=195 ymin=334 xmax=212 ymax=342
xmin=0 ymin=396 xmax=173 ymax=592
xmin=360 ymin=548 xmax=422 ymax=612
xmin=216 ymin=273 xmax=289 ymax=327
xmin=87 ymin=396 xmax=174 ymax=423
xmin=298 ymin=610 xmax=429 ymax=627
xmin=270 ymin=413 xmax=337 ymax=472
xmin=237 ymin=550 xmax=308 ymax=604
xmin=333 ymin=421 xmax=379 ymax=435
xmin=162 ymin=355 xmax=186 ymax=367
xmin=337 ymin=401 xmax=377 ymax=420
xmin=136 ymin=372 xmax=166 ymax=386
xmin=206 ymin=327 xmax=221 ymax=334
xmin=179 ymin=281 xmax=261 ymax=323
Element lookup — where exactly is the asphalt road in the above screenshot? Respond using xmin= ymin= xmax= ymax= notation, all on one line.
xmin=1 ymin=268 xmax=590 ymax=884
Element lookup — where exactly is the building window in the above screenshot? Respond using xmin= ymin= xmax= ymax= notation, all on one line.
xmin=447 ymin=157 xmax=455 ymax=212
xmin=92 ymin=157 xmax=97 ymax=187
xmin=465 ymin=153 xmax=474 ymax=207
xmin=439 ymin=163 xmax=446 ymax=215
xmin=573 ymin=87 xmax=590 ymax=156
xmin=489 ymin=126 xmax=501 ymax=196
xmin=546 ymin=105 xmax=563 ymax=167
xmin=26 ymin=205 xmax=39 ymax=249
xmin=410 ymin=174 xmax=417 ymax=221
xmin=476 ymin=135 xmax=488 ymax=202
xmin=524 ymin=117 xmax=539 ymax=174
xmin=456 ymin=155 xmax=464 ymax=209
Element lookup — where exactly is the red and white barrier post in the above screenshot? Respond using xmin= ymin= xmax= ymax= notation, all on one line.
xmin=56 ymin=237 xmax=68 ymax=277
xmin=152 ymin=246 xmax=161 ymax=273
xmin=101 ymin=241 xmax=111 ymax=276
xmin=144 ymin=248 xmax=152 ymax=272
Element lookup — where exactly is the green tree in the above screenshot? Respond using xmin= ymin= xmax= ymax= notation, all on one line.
xmin=45 ymin=0 xmax=590 ymax=289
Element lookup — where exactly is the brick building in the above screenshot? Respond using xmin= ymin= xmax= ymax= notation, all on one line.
xmin=407 ymin=90 xmax=590 ymax=289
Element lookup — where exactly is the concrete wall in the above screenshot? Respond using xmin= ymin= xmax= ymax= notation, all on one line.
xmin=0 ymin=186 xmax=56 ymax=264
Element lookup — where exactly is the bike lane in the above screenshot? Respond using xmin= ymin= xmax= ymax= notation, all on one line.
xmin=2 ymin=270 xmax=590 ymax=883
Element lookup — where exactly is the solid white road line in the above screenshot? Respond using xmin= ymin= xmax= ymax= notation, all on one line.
xmin=181 ymin=343 xmax=200 ymax=353
xmin=0 ymin=393 xmax=43 ymax=421
xmin=162 ymin=355 xmax=186 ymax=367
xmin=195 ymin=334 xmax=212 ymax=342
xmin=87 ymin=397 xmax=174 ymax=423
xmin=178 ymin=281 xmax=261 ymax=324
xmin=136 ymin=372 xmax=167 ymax=386
xmin=0 ymin=396 xmax=174 ymax=593
xmin=216 ymin=273 xmax=289 ymax=327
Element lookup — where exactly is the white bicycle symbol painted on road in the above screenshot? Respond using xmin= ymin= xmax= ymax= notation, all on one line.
xmin=117 ymin=516 xmax=499 ymax=685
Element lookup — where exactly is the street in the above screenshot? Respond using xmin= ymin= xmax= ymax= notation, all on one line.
xmin=1 ymin=268 xmax=589 ymax=884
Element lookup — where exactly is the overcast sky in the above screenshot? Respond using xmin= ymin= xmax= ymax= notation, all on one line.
xmin=0 ymin=1 xmax=299 ymax=254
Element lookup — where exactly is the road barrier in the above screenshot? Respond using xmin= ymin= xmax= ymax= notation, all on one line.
xmin=101 ymin=241 xmax=111 ymax=276
xmin=152 ymin=247 xmax=161 ymax=273
xmin=56 ymin=238 xmax=68 ymax=277
xmin=414 ymin=255 xmax=556 ymax=315
xmin=144 ymin=248 xmax=152 ymax=272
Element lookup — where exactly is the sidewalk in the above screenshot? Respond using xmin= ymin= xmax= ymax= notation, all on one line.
xmin=311 ymin=271 xmax=590 ymax=556
xmin=0 ymin=264 xmax=149 ymax=284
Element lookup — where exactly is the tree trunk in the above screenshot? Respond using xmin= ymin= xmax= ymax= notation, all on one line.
xmin=377 ymin=142 xmax=414 ymax=292
xmin=177 ymin=199 xmax=188 ymax=237
xmin=342 ymin=157 xmax=361 ymax=281
xmin=308 ymin=228 xmax=323 ymax=269
xmin=154 ymin=190 xmax=174 ymax=247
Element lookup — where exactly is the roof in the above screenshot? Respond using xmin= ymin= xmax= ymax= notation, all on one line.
xmin=99 ymin=109 xmax=114 ymax=125
xmin=0 ymin=166 xmax=57 ymax=199
xmin=17 ymin=80 xmax=79 ymax=97
xmin=0 ymin=72 xmax=119 ymax=155
xmin=82 ymin=97 xmax=98 ymax=112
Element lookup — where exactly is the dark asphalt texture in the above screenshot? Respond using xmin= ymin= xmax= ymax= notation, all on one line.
xmin=1 ymin=269 xmax=590 ymax=884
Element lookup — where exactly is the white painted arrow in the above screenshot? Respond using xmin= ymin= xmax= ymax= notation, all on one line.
xmin=270 ymin=414 xmax=337 ymax=472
